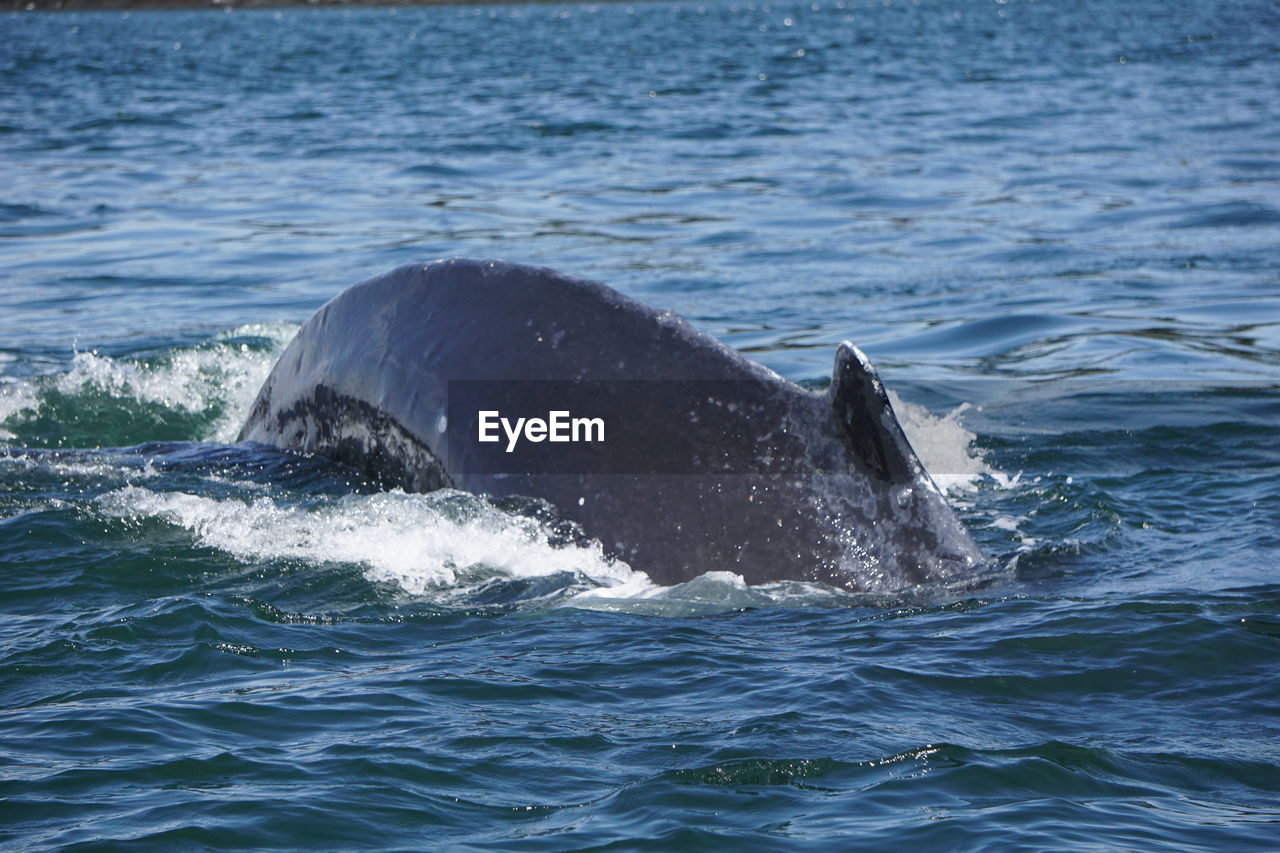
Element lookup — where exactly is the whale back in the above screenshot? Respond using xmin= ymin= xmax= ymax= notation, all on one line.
xmin=241 ymin=259 xmax=982 ymax=590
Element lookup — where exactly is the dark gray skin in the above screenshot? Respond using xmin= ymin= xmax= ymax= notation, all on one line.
xmin=240 ymin=259 xmax=983 ymax=592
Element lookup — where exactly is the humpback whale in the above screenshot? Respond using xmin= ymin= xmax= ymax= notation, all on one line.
xmin=240 ymin=259 xmax=982 ymax=591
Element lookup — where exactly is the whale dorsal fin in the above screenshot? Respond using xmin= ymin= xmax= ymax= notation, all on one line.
xmin=829 ymin=342 xmax=917 ymax=483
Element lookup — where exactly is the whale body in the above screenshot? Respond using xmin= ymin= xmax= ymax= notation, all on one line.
xmin=240 ymin=259 xmax=982 ymax=591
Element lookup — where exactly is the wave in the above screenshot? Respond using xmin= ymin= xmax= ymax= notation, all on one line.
xmin=89 ymin=473 xmax=1010 ymax=613
xmin=97 ymin=485 xmax=640 ymax=599
xmin=0 ymin=323 xmax=298 ymax=446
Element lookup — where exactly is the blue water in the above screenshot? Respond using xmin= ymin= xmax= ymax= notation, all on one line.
xmin=2 ymin=0 xmax=1279 ymax=848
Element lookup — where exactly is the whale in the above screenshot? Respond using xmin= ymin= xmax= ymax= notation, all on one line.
xmin=239 ymin=259 xmax=983 ymax=591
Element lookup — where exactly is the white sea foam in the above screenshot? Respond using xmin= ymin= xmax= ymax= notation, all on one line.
xmin=1 ymin=323 xmax=297 ymax=443
xmin=63 ymin=322 xmax=298 ymax=441
xmin=990 ymin=515 xmax=1025 ymax=533
xmin=569 ymin=570 xmax=785 ymax=614
xmin=887 ymin=390 xmax=1008 ymax=492
xmin=91 ymin=475 xmax=1011 ymax=610
xmin=91 ymin=483 xmax=893 ymax=609
xmin=96 ymin=485 xmax=644 ymax=596
xmin=0 ymin=380 xmax=40 ymax=439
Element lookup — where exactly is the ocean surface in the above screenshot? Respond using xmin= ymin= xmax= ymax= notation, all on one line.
xmin=2 ymin=0 xmax=1279 ymax=848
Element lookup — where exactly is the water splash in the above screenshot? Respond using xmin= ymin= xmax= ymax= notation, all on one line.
xmin=0 ymin=380 xmax=40 ymax=440
xmin=888 ymin=390 xmax=1009 ymax=492
xmin=0 ymin=323 xmax=297 ymax=446
xmin=96 ymin=485 xmax=643 ymax=597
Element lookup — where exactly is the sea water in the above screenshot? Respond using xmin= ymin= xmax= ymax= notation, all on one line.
xmin=1 ymin=0 xmax=1278 ymax=848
